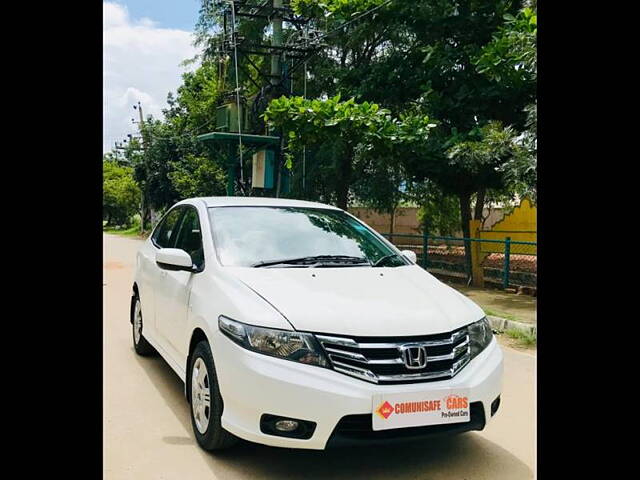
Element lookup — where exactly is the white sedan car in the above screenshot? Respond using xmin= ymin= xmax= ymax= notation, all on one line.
xmin=131 ymin=196 xmax=502 ymax=450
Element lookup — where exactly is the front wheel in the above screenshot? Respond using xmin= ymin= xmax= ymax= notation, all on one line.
xmin=132 ymin=294 xmax=155 ymax=356
xmin=189 ymin=340 xmax=238 ymax=450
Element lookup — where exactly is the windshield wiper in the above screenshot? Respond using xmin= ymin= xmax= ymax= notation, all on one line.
xmin=252 ymin=255 xmax=371 ymax=268
xmin=372 ymin=253 xmax=402 ymax=267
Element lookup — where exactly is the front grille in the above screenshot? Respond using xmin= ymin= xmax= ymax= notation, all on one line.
xmin=316 ymin=327 xmax=471 ymax=384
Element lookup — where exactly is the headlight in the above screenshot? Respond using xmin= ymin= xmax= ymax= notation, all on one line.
xmin=468 ymin=317 xmax=493 ymax=359
xmin=218 ymin=316 xmax=329 ymax=368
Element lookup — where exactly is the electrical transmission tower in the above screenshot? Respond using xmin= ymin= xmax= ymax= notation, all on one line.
xmin=197 ymin=0 xmax=322 ymax=196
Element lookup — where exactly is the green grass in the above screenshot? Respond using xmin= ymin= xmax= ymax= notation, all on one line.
xmin=504 ymin=328 xmax=537 ymax=347
xmin=103 ymin=217 xmax=149 ymax=238
xmin=483 ymin=308 xmax=518 ymax=322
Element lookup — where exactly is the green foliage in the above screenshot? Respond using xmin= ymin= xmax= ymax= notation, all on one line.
xmin=165 ymin=61 xmax=223 ymax=132
xmin=264 ymin=95 xmax=434 ymax=208
xmin=123 ymin=61 xmax=229 ymax=215
xmin=103 ymin=216 xmax=147 ymax=238
xmin=505 ymin=327 xmax=536 ymax=347
xmin=410 ymin=182 xmax=461 ymax=236
xmin=474 ymin=3 xmax=537 ymax=201
xmin=446 ymin=121 xmax=523 ymax=183
xmin=168 ymin=154 xmax=227 ymax=198
xmin=103 ymin=159 xmax=141 ymax=227
xmin=116 ymin=0 xmax=537 ymax=236
xmin=500 ymin=104 xmax=537 ymax=201
xmin=264 ymin=95 xmax=387 ymax=207
xmin=291 ymin=0 xmax=387 ymax=16
xmin=265 ymin=95 xmax=390 ymax=150
xmin=351 ymin=151 xmax=405 ymax=215
xmin=475 ymin=6 xmax=537 ymax=84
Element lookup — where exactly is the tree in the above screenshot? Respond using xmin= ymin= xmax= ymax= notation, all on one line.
xmin=154 ymin=0 xmax=537 ymax=245
xmin=445 ymin=121 xmax=526 ymax=232
xmin=351 ymin=149 xmax=406 ymax=234
xmin=127 ymin=61 xmax=229 ymax=219
xmin=168 ymin=153 xmax=227 ymax=198
xmin=286 ymin=1 xmax=536 ymax=238
xmin=164 ymin=61 xmax=224 ymax=133
xmin=103 ymin=158 xmax=141 ymax=226
xmin=408 ymin=180 xmax=461 ymax=236
xmin=264 ymin=95 xmax=434 ymax=209
xmin=475 ymin=3 xmax=537 ymax=200
xmin=265 ymin=95 xmax=385 ymax=208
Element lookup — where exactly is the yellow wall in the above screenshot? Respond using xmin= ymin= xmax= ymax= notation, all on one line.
xmin=479 ymin=198 xmax=537 ymax=254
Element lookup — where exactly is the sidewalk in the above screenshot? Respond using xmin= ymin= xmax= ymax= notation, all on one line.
xmin=445 ymin=282 xmax=537 ymax=325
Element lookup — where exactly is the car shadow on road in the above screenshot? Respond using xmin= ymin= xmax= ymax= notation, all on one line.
xmin=134 ymin=350 xmax=533 ymax=480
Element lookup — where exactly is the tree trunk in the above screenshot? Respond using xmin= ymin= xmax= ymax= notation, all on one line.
xmin=390 ymin=207 xmax=396 ymax=235
xmin=459 ymin=192 xmax=472 ymax=238
xmin=459 ymin=192 xmax=473 ymax=282
xmin=336 ymin=149 xmax=352 ymax=210
xmin=474 ymin=188 xmax=486 ymax=220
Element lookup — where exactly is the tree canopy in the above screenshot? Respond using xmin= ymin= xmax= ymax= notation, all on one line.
xmin=104 ymin=0 xmax=537 ymax=256
xmin=103 ymin=158 xmax=141 ymax=227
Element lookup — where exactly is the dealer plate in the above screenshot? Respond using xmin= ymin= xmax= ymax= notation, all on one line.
xmin=372 ymin=389 xmax=470 ymax=431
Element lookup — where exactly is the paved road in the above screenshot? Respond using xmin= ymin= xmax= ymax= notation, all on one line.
xmin=104 ymin=234 xmax=535 ymax=480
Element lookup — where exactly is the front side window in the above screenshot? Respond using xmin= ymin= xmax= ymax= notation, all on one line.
xmin=175 ymin=208 xmax=204 ymax=270
xmin=208 ymin=206 xmax=407 ymax=268
xmin=152 ymin=207 xmax=184 ymax=248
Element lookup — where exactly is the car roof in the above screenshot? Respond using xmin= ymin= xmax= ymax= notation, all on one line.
xmin=185 ymin=196 xmax=342 ymax=211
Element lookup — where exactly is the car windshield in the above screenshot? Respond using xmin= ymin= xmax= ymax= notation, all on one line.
xmin=208 ymin=206 xmax=407 ymax=268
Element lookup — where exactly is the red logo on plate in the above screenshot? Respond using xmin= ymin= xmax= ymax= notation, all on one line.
xmin=376 ymin=401 xmax=394 ymax=419
xmin=443 ymin=394 xmax=469 ymax=410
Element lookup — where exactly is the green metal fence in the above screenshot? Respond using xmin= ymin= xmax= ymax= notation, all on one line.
xmin=381 ymin=233 xmax=537 ymax=290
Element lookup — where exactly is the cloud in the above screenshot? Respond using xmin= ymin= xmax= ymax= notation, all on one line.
xmin=103 ymin=2 xmax=199 ymax=152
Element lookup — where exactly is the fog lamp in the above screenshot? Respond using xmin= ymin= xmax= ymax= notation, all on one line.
xmin=275 ymin=419 xmax=299 ymax=432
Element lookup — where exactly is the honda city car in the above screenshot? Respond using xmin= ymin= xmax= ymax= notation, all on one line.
xmin=131 ymin=196 xmax=503 ymax=450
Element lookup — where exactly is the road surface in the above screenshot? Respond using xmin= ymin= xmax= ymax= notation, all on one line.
xmin=103 ymin=233 xmax=535 ymax=480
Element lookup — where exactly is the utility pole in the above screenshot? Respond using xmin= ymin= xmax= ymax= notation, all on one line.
xmin=133 ymin=101 xmax=150 ymax=233
xmin=271 ymin=0 xmax=283 ymax=86
xmin=272 ymin=0 xmax=283 ymax=196
xmin=198 ymin=1 xmax=311 ymax=196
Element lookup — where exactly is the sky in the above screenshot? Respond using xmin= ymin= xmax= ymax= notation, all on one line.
xmin=103 ymin=1 xmax=201 ymax=153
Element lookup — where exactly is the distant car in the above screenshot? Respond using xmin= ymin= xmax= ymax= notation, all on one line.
xmin=131 ymin=197 xmax=503 ymax=450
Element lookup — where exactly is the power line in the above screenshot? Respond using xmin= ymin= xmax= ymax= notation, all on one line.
xmin=139 ymin=116 xmax=218 ymax=142
xmin=283 ymin=0 xmax=393 ymax=76
xmin=313 ymin=0 xmax=393 ymax=44
xmin=131 ymin=1 xmax=394 ymax=145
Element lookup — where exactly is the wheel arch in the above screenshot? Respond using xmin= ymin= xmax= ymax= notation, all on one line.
xmin=185 ymin=327 xmax=210 ymax=401
xmin=130 ymin=283 xmax=139 ymax=325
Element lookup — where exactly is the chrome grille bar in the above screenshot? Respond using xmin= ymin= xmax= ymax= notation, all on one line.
xmin=316 ymin=328 xmax=471 ymax=384
xmin=323 ymin=347 xmax=368 ymax=362
xmin=316 ymin=329 xmax=467 ymax=349
xmin=376 ymin=353 xmax=471 ymax=382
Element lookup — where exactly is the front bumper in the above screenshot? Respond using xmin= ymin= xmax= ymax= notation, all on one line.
xmin=213 ymin=331 xmax=503 ymax=450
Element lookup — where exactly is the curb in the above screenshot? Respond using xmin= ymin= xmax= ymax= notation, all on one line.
xmin=487 ymin=315 xmax=536 ymax=336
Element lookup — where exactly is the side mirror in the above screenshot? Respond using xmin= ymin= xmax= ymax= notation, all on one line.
xmin=401 ymin=249 xmax=417 ymax=264
xmin=156 ymin=248 xmax=195 ymax=272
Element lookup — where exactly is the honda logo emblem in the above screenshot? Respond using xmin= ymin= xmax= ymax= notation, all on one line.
xmin=399 ymin=344 xmax=428 ymax=369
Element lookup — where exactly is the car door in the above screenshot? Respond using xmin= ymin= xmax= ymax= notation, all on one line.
xmin=139 ymin=206 xmax=185 ymax=342
xmin=155 ymin=205 xmax=205 ymax=363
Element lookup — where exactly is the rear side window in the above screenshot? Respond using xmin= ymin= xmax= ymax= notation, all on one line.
xmin=152 ymin=208 xmax=184 ymax=248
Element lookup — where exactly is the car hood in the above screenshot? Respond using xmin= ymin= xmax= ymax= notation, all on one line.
xmin=226 ymin=265 xmax=485 ymax=337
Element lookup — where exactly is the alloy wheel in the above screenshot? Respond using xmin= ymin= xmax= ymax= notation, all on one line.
xmin=191 ymin=357 xmax=211 ymax=434
xmin=133 ymin=299 xmax=142 ymax=344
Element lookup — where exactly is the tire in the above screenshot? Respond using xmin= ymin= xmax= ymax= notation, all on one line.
xmin=132 ymin=293 xmax=156 ymax=356
xmin=189 ymin=340 xmax=239 ymax=450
